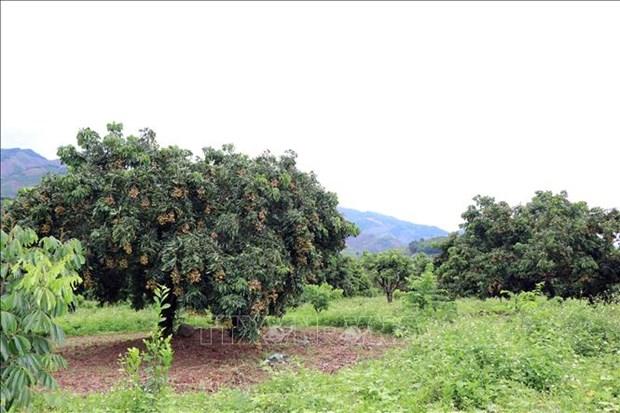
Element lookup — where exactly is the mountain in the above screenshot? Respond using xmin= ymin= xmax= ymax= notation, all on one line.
xmin=338 ymin=207 xmax=449 ymax=254
xmin=0 ymin=148 xmax=66 ymax=198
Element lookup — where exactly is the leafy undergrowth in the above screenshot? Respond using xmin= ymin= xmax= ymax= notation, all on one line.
xmin=36 ymin=296 xmax=620 ymax=412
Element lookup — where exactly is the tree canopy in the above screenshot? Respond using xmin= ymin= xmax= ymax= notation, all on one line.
xmin=4 ymin=123 xmax=356 ymax=338
xmin=408 ymin=237 xmax=446 ymax=256
xmin=362 ymin=250 xmax=414 ymax=302
xmin=436 ymin=191 xmax=620 ymax=298
xmin=317 ymin=254 xmax=371 ymax=297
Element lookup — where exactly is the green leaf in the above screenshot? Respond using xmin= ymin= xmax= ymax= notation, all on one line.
xmin=49 ymin=323 xmax=65 ymax=343
xmin=9 ymin=336 xmax=31 ymax=356
xmin=0 ymin=311 xmax=17 ymax=335
xmin=0 ymin=335 xmax=9 ymax=361
xmin=38 ymin=370 xmax=56 ymax=389
xmin=31 ymin=336 xmax=51 ymax=354
xmin=22 ymin=310 xmax=53 ymax=334
xmin=38 ymin=288 xmax=57 ymax=313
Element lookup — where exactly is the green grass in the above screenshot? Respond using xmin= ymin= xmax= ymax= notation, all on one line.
xmin=57 ymin=301 xmax=213 ymax=336
xmin=37 ymin=295 xmax=620 ymax=412
xmin=268 ymin=295 xmax=413 ymax=334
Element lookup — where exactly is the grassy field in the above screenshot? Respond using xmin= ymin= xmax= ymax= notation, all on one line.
xmin=38 ymin=295 xmax=620 ymax=412
xmin=57 ymin=300 xmax=213 ymax=336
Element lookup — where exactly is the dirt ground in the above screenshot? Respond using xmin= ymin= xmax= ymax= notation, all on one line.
xmin=55 ymin=327 xmax=401 ymax=393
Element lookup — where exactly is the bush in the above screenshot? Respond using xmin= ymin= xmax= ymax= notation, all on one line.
xmin=73 ymin=294 xmax=99 ymax=309
xmin=302 ymin=284 xmax=343 ymax=313
xmin=392 ymin=289 xmax=404 ymax=300
xmin=406 ymin=263 xmax=453 ymax=312
xmin=0 ymin=226 xmax=84 ymax=412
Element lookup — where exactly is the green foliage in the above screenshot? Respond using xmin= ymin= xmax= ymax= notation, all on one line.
xmin=407 ymin=263 xmax=453 ymax=312
xmin=57 ymin=303 xmax=212 ymax=337
xmin=318 ymin=254 xmax=373 ymax=297
xmin=5 ymin=124 xmax=356 ymax=339
xmin=436 ymin=191 xmax=620 ymax=299
xmin=33 ymin=296 xmax=620 ymax=412
xmin=117 ymin=285 xmax=174 ymax=412
xmin=410 ymin=252 xmax=433 ymax=278
xmin=0 ymin=225 xmax=84 ymax=412
xmin=272 ymin=295 xmax=412 ymax=335
xmin=408 ymin=236 xmax=447 ymax=256
xmin=500 ymin=282 xmax=546 ymax=313
xmin=391 ymin=289 xmax=404 ymax=300
xmin=301 ymin=283 xmax=343 ymax=313
xmin=361 ymin=250 xmax=414 ymax=302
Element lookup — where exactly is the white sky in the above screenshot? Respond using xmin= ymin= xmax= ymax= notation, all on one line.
xmin=2 ymin=1 xmax=619 ymax=231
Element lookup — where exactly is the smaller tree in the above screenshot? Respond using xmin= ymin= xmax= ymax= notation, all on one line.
xmin=407 ymin=262 xmax=451 ymax=311
xmin=362 ymin=250 xmax=413 ymax=303
xmin=118 ymin=285 xmax=174 ymax=412
xmin=410 ymin=253 xmax=433 ymax=278
xmin=319 ymin=254 xmax=372 ymax=297
xmin=302 ymin=283 xmax=343 ymax=313
xmin=1 ymin=226 xmax=84 ymax=412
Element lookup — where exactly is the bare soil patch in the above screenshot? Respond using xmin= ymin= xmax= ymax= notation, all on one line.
xmin=55 ymin=327 xmax=401 ymax=393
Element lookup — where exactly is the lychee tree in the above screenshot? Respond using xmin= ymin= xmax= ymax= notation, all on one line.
xmin=4 ymin=123 xmax=357 ymax=338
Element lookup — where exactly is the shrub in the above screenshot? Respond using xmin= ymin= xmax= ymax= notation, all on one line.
xmin=500 ymin=282 xmax=546 ymax=313
xmin=392 ymin=289 xmax=404 ymax=300
xmin=407 ymin=263 xmax=452 ymax=311
xmin=0 ymin=226 xmax=84 ymax=412
xmin=555 ymin=300 xmax=620 ymax=357
xmin=302 ymin=283 xmax=343 ymax=313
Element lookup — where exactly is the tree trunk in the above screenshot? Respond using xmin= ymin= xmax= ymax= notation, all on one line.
xmin=159 ymin=292 xmax=177 ymax=337
xmin=386 ymin=290 xmax=393 ymax=303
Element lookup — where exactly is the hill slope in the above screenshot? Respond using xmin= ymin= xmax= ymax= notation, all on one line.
xmin=338 ymin=207 xmax=448 ymax=254
xmin=1 ymin=148 xmax=66 ymax=198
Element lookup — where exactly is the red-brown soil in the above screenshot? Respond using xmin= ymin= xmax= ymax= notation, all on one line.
xmin=55 ymin=327 xmax=401 ymax=393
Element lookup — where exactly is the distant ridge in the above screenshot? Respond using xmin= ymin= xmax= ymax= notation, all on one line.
xmin=1 ymin=148 xmax=66 ymax=198
xmin=338 ymin=207 xmax=448 ymax=254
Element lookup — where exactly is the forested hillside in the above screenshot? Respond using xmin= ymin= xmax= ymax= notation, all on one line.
xmin=339 ymin=207 xmax=448 ymax=253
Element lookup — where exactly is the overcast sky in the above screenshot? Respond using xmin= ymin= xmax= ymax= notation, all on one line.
xmin=2 ymin=1 xmax=619 ymax=231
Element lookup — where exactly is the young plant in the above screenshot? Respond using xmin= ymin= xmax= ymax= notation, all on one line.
xmin=407 ymin=263 xmax=452 ymax=311
xmin=500 ymin=282 xmax=545 ymax=313
xmin=118 ymin=285 xmax=174 ymax=411
xmin=0 ymin=226 xmax=84 ymax=413
xmin=302 ymin=283 xmax=343 ymax=313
